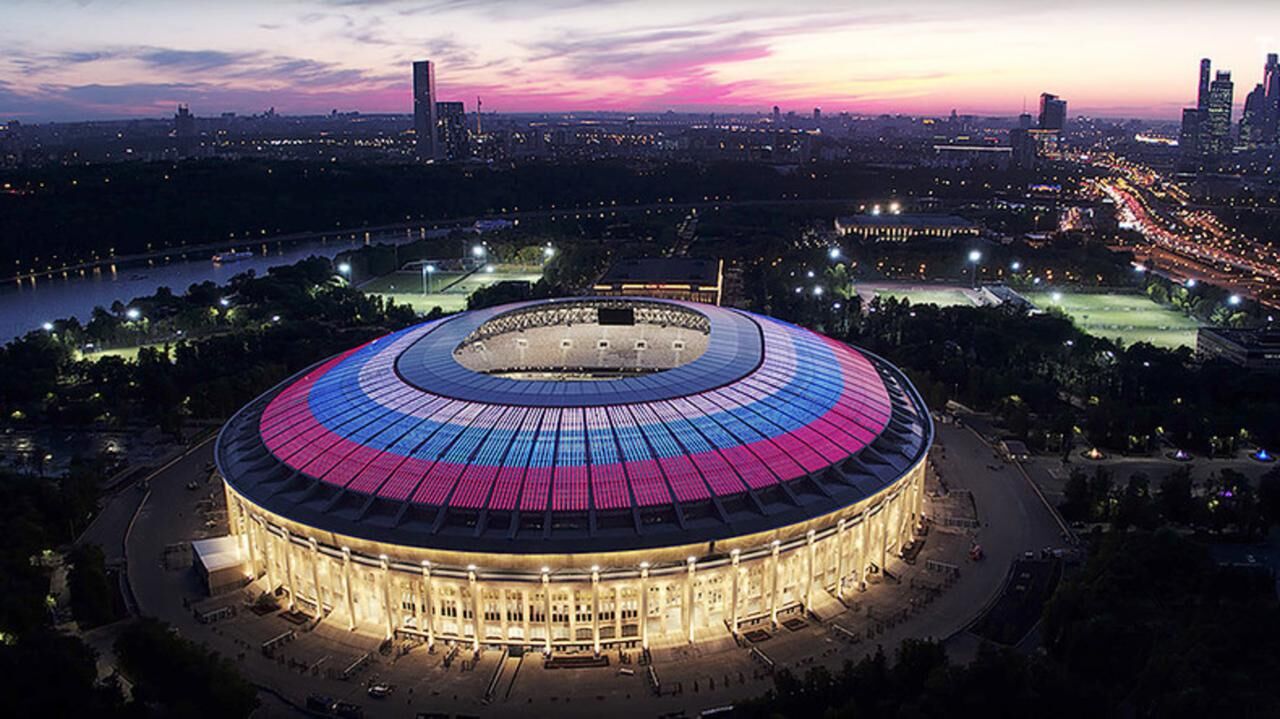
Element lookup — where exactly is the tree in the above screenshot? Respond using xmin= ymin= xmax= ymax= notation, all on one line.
xmin=115 ymin=619 xmax=258 ymax=719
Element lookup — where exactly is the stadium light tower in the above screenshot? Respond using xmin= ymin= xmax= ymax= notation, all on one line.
xmin=967 ymin=250 xmax=982 ymax=288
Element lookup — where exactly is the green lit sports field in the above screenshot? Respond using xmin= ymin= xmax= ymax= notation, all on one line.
xmin=857 ymin=282 xmax=980 ymax=308
xmin=1024 ymin=291 xmax=1201 ymax=349
xmin=362 ymin=268 xmax=542 ymax=314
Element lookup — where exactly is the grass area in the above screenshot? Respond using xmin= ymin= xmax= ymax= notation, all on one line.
xmin=875 ymin=288 xmax=977 ymax=308
xmin=80 ymin=342 xmax=172 ymax=362
xmin=1024 ymin=290 xmax=1201 ymax=349
xmin=365 ymin=267 xmax=543 ymax=314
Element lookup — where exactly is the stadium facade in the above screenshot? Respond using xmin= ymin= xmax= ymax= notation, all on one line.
xmin=216 ymin=298 xmax=932 ymax=652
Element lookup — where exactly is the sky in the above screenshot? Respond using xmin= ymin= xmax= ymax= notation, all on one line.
xmin=1 ymin=0 xmax=1278 ymax=122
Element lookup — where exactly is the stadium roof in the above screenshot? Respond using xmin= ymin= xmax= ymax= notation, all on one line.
xmin=216 ymin=298 xmax=932 ymax=553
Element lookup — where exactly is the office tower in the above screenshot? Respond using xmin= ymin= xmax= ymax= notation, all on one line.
xmin=772 ymin=105 xmax=781 ymax=125
xmin=436 ymin=101 xmax=468 ymax=160
xmin=1198 ymin=58 xmax=1212 ymax=110
xmin=1018 ymin=112 xmax=1033 ymax=130
xmin=1038 ymin=93 xmax=1066 ymax=131
xmin=174 ymin=104 xmax=196 ymax=157
xmin=1180 ymin=108 xmax=1208 ymax=156
xmin=1206 ymin=70 xmax=1234 ymax=155
xmin=1009 ymin=128 xmax=1035 ymax=169
xmin=1264 ymin=53 xmax=1279 ymax=143
xmin=412 ymin=60 xmax=440 ymax=161
xmin=1240 ymin=84 xmax=1267 ymax=147
xmin=813 ymin=107 xmax=821 ymax=123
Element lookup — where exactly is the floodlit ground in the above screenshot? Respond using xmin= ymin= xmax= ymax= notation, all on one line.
xmin=364 ymin=267 xmax=543 ymax=315
xmin=1024 ymin=291 xmax=1201 ymax=349
xmin=81 ymin=342 xmax=172 ymax=363
xmin=856 ymin=282 xmax=981 ymax=308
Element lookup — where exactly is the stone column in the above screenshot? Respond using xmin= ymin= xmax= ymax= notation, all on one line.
xmin=421 ymin=562 xmax=435 ymax=647
xmin=685 ymin=556 xmax=697 ymax=644
xmin=878 ymin=505 xmax=888 ymax=575
xmin=468 ymin=566 xmax=482 ymax=651
xmin=805 ymin=530 xmax=816 ymax=610
xmin=308 ymin=537 xmax=323 ymax=616
xmin=499 ymin=589 xmax=510 ymax=644
xmin=769 ymin=540 xmax=781 ymax=627
xmin=281 ymin=530 xmax=297 ymax=611
xmin=521 ymin=588 xmax=531 ymax=645
xmin=639 ymin=563 xmax=650 ymax=650
xmin=379 ymin=556 xmax=394 ymax=640
xmin=245 ymin=515 xmax=260 ymax=580
xmin=860 ymin=513 xmax=870 ymax=591
xmin=541 ymin=568 xmax=553 ymax=654
xmin=729 ymin=549 xmax=741 ymax=635
xmin=341 ymin=547 xmax=356 ymax=630
xmin=836 ymin=519 xmax=848 ymax=600
xmin=613 ymin=584 xmax=623 ymax=643
xmin=591 ymin=567 xmax=602 ymax=655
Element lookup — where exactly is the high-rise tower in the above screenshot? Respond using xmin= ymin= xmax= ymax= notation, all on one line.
xmin=1264 ymin=53 xmax=1279 ymax=143
xmin=1240 ymin=84 xmax=1267 ymax=148
xmin=412 ymin=60 xmax=440 ymax=162
xmin=1038 ymin=93 xmax=1066 ymax=131
xmin=1206 ymin=70 xmax=1234 ymax=155
xmin=1197 ymin=58 xmax=1212 ymax=110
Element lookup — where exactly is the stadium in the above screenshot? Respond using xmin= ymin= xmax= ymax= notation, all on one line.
xmin=215 ymin=297 xmax=932 ymax=653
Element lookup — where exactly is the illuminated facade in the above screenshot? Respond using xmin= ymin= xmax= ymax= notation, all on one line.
xmin=216 ymin=298 xmax=931 ymax=651
xmin=834 ymin=214 xmax=979 ymax=243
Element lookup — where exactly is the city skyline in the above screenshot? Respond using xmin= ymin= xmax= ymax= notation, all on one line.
xmin=2 ymin=1 xmax=1279 ymax=122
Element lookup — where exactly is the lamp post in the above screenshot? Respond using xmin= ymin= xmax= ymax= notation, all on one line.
xmin=336 ymin=262 xmax=352 ymax=285
xmin=968 ymin=249 xmax=982 ymax=289
xmin=421 ymin=263 xmax=436 ymax=295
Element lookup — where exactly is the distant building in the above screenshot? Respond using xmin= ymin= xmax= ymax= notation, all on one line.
xmin=1018 ymin=112 xmax=1033 ymax=130
xmin=174 ymin=104 xmax=196 ymax=157
xmin=412 ymin=60 xmax=440 ymax=161
xmin=1196 ymin=327 xmax=1280 ymax=372
xmin=436 ymin=100 xmax=468 ymax=160
xmin=772 ymin=105 xmax=781 ymax=126
xmin=1009 ymin=128 xmax=1036 ymax=168
xmin=1265 ymin=53 xmax=1280 ymax=143
xmin=1180 ymin=108 xmax=1209 ymax=157
xmin=835 ymin=214 xmax=979 ymax=242
xmin=1206 ymin=71 xmax=1234 ymax=155
xmin=1240 ymin=84 xmax=1268 ymax=148
xmin=593 ymin=257 xmax=724 ymax=305
xmin=1198 ymin=57 xmax=1212 ymax=110
xmin=1038 ymin=93 xmax=1067 ymax=131
xmin=931 ymin=144 xmax=1012 ymax=170
xmin=813 ymin=107 xmax=822 ymax=123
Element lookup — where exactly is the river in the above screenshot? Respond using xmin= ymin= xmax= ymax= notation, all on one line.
xmin=0 ymin=229 xmax=442 ymax=339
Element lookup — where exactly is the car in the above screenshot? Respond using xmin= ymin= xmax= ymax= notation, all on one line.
xmin=367 ymin=683 xmax=394 ymax=698
xmin=1023 ymin=550 xmax=1035 ymax=560
xmin=334 ymin=702 xmax=364 ymax=718
xmin=185 ymin=481 xmax=200 ymax=490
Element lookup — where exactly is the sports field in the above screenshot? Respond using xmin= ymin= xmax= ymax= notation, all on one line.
xmin=857 ymin=282 xmax=980 ymax=308
xmin=1024 ymin=291 xmax=1200 ymax=349
xmin=362 ymin=267 xmax=542 ymax=314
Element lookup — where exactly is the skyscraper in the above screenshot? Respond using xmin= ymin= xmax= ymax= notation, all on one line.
xmin=772 ymin=105 xmax=781 ymax=126
xmin=412 ymin=60 xmax=440 ymax=162
xmin=1206 ymin=70 xmax=1234 ymax=155
xmin=1038 ymin=93 xmax=1066 ymax=131
xmin=1197 ymin=58 xmax=1212 ymax=110
xmin=1264 ymin=53 xmax=1279 ymax=144
xmin=436 ymin=101 xmax=468 ymax=160
xmin=1240 ymin=84 xmax=1267 ymax=148
xmin=1180 ymin=108 xmax=1207 ymax=157
xmin=174 ymin=104 xmax=196 ymax=158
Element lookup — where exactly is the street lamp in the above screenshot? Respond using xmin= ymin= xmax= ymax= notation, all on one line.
xmin=219 ymin=297 xmax=231 ymax=307
xmin=828 ymin=247 xmax=842 ymax=261
xmin=1010 ymin=261 xmax=1022 ymax=272
xmin=1228 ymin=294 xmax=1242 ymax=306
xmin=337 ymin=262 xmax=351 ymax=276
xmin=41 ymin=322 xmax=53 ymax=332
xmin=471 ymin=244 xmax=486 ymax=260
xmin=967 ymin=250 xmax=982 ymax=288
xmin=422 ymin=263 xmax=436 ymax=294
xmin=543 ymin=244 xmax=555 ymax=260
xmin=125 ymin=308 xmax=141 ymax=321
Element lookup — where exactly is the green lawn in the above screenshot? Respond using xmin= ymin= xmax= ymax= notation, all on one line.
xmin=80 ymin=343 xmax=172 ymax=363
xmin=874 ymin=288 xmax=977 ymax=308
xmin=1024 ymin=291 xmax=1201 ymax=349
xmin=364 ymin=267 xmax=543 ymax=314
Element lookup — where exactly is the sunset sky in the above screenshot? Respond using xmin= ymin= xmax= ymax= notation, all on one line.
xmin=2 ymin=0 xmax=1278 ymax=121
